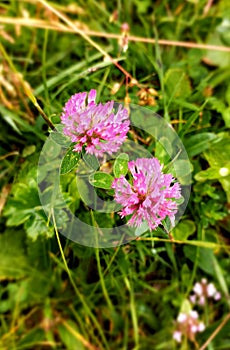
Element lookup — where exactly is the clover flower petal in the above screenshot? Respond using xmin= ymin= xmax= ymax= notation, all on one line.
xmin=112 ymin=157 xmax=181 ymax=230
xmin=61 ymin=90 xmax=129 ymax=157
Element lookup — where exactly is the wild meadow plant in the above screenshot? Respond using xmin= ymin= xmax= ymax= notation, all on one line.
xmin=173 ymin=279 xmax=222 ymax=347
xmin=60 ymin=89 xmax=182 ymax=233
xmin=59 ymin=90 xmax=223 ymax=348
xmin=173 ymin=309 xmax=206 ymax=345
xmin=61 ymin=90 xmax=129 ymax=156
xmin=1 ymin=1 xmax=230 ymax=349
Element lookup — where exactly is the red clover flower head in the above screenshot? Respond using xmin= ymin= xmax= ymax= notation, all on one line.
xmin=61 ymin=90 xmax=129 ymax=157
xmin=112 ymin=157 xmax=181 ymax=230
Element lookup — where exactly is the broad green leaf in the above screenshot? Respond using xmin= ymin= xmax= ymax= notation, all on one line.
xmin=204 ymin=133 xmax=230 ymax=164
xmin=76 ymin=178 xmax=93 ymax=206
xmin=167 ymin=159 xmax=193 ymax=185
xmin=183 ymin=132 xmax=217 ymax=157
xmin=113 ymin=153 xmax=129 ymax=178
xmin=203 ymin=133 xmax=230 ymax=201
xmin=195 ymin=165 xmax=230 ymax=182
xmin=155 ymin=137 xmax=171 ymax=164
xmin=183 ymin=246 xmax=215 ymax=275
xmin=164 ymin=68 xmax=192 ymax=99
xmin=172 ymin=220 xmax=196 ymax=240
xmin=6 ymin=211 xmax=31 ymax=226
xmin=82 ymin=153 xmax=100 ymax=171
xmin=89 ymin=172 xmax=114 ymax=189
xmin=50 ymin=129 xmax=71 ymax=147
xmin=207 ymin=97 xmax=230 ymax=128
xmin=60 ymin=147 xmax=81 ymax=174
xmin=205 ymin=31 xmax=230 ymax=68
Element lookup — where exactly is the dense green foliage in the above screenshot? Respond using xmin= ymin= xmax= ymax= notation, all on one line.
xmin=0 ymin=0 xmax=230 ymax=349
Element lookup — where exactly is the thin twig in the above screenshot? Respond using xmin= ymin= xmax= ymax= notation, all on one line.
xmin=1 ymin=17 xmax=230 ymax=52
xmin=38 ymin=0 xmax=135 ymax=83
xmin=199 ymin=313 xmax=230 ymax=350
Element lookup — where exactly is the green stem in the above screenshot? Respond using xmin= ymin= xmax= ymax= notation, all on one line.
xmin=52 ymin=210 xmax=109 ymax=350
xmin=124 ymin=276 xmax=139 ymax=349
xmin=91 ymin=211 xmax=114 ymax=311
xmin=95 ymin=247 xmax=114 ymax=311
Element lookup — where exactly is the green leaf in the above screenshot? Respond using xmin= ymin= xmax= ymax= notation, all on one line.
xmin=205 ymin=31 xmax=230 ymax=68
xmin=195 ymin=164 xmax=230 ymax=182
xmin=183 ymin=246 xmax=215 ymax=275
xmin=203 ymin=133 xmax=230 ymax=202
xmin=4 ymin=182 xmax=41 ymax=227
xmin=172 ymin=220 xmax=196 ymax=240
xmin=223 ymin=107 xmax=230 ymax=128
xmin=82 ymin=153 xmax=100 ymax=171
xmin=180 ymin=299 xmax=192 ymax=314
xmin=113 ymin=153 xmax=129 ymax=178
xmin=212 ymin=256 xmax=229 ymax=300
xmin=155 ymin=137 xmax=171 ymax=164
xmin=0 ymin=230 xmax=28 ymax=280
xmin=17 ymin=328 xmax=46 ymax=348
xmin=60 ymin=147 xmax=81 ymax=174
xmin=24 ymin=214 xmax=54 ymax=241
xmin=50 ymin=130 xmax=71 ymax=147
xmin=167 ymin=159 xmax=193 ymax=185
xmin=3 ymin=170 xmax=58 ymax=240
xmin=0 ymin=105 xmax=45 ymax=140
xmin=164 ymin=68 xmax=192 ymax=99
xmin=22 ymin=145 xmax=36 ymax=158
xmin=184 ymin=132 xmax=217 ymax=157
xmin=89 ymin=172 xmax=114 ymax=189
xmin=179 ymin=109 xmax=203 ymax=137
xmin=58 ymin=322 xmax=86 ymax=350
